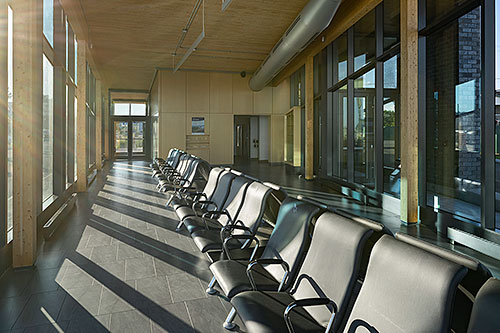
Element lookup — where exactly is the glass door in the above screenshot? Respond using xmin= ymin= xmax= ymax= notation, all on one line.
xmin=132 ymin=121 xmax=145 ymax=157
xmin=114 ymin=121 xmax=129 ymax=158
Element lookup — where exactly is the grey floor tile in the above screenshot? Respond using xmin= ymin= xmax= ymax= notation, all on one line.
xmin=13 ymin=290 xmax=66 ymax=329
xmin=23 ymin=320 xmax=69 ymax=333
xmin=150 ymin=302 xmax=194 ymax=333
xmin=21 ymin=268 xmax=60 ymax=296
xmin=58 ymin=285 xmax=103 ymax=321
xmin=125 ymin=257 xmax=155 ymax=281
xmin=0 ymin=269 xmax=34 ymax=299
xmin=185 ymin=297 xmax=235 ymax=333
xmin=153 ymin=257 xmax=187 ymax=277
xmin=136 ymin=276 xmax=172 ymax=306
xmin=98 ymin=285 xmax=134 ymax=315
xmin=109 ymin=309 xmax=151 ymax=333
xmin=34 ymin=250 xmax=66 ymax=269
xmin=86 ymin=232 xmax=113 ymax=248
xmin=89 ymin=245 xmax=118 ymax=265
xmin=58 ymin=269 xmax=94 ymax=290
xmin=0 ymin=295 xmax=30 ymax=331
xmin=117 ymin=242 xmax=145 ymax=261
xmin=66 ymin=314 xmax=110 ymax=333
xmin=97 ymin=260 xmax=126 ymax=281
xmin=167 ymin=273 xmax=206 ymax=303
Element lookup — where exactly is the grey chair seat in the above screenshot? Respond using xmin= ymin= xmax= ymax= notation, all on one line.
xmin=175 ymin=205 xmax=198 ymax=221
xmin=191 ymin=228 xmax=237 ymax=252
xmin=183 ymin=216 xmax=222 ymax=234
xmin=231 ymin=291 xmax=324 ymax=333
xmin=210 ymin=260 xmax=279 ymax=298
xmin=171 ymin=197 xmax=189 ymax=211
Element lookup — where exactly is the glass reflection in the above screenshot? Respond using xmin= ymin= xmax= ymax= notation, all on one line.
xmin=354 ymin=69 xmax=376 ymax=188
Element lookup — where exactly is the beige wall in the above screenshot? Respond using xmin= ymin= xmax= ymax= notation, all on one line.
xmin=155 ymin=69 xmax=289 ymax=165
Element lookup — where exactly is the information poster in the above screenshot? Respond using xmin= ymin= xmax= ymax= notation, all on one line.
xmin=192 ymin=117 xmax=205 ymax=135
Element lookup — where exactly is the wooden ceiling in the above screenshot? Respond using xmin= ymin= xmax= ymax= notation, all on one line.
xmin=80 ymin=0 xmax=309 ymax=90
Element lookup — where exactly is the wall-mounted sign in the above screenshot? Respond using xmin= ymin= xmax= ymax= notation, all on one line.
xmin=192 ymin=117 xmax=205 ymax=135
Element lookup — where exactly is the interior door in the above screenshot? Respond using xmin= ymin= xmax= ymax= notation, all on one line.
xmin=234 ymin=116 xmax=250 ymax=161
xmin=132 ymin=121 xmax=146 ymax=157
xmin=114 ymin=121 xmax=129 ymax=159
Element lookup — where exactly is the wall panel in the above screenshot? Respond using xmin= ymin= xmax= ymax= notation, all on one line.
xmin=159 ymin=112 xmax=186 ymax=157
xmin=161 ymin=71 xmax=186 ymax=113
xmin=187 ymin=72 xmax=209 ymax=113
xmin=253 ymin=86 xmax=273 ymax=114
xmin=210 ymin=114 xmax=233 ymax=165
xmin=232 ymin=74 xmax=253 ymax=114
xmin=209 ymin=73 xmax=232 ymax=114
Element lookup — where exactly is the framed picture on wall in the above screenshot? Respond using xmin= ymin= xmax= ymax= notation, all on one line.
xmin=192 ymin=117 xmax=205 ymax=135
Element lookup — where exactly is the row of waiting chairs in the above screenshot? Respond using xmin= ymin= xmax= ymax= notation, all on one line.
xmin=151 ymin=148 xmax=500 ymax=333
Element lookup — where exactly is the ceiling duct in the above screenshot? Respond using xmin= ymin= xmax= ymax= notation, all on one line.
xmin=249 ymin=0 xmax=341 ymax=91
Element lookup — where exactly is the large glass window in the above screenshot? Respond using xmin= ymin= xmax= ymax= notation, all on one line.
xmin=334 ymin=33 xmax=348 ymax=82
xmin=332 ymin=85 xmax=348 ymax=179
xmin=354 ymin=69 xmax=376 ymax=188
xmin=7 ymin=6 xmax=13 ymax=241
xmin=131 ymin=103 xmax=147 ymax=116
xmin=383 ymin=55 xmax=401 ymax=198
xmin=384 ymin=0 xmax=400 ymax=50
xmin=42 ymin=55 xmax=54 ymax=202
xmin=495 ymin=0 xmax=500 ymax=230
xmin=43 ymin=0 xmax=53 ymax=47
xmin=74 ymin=96 xmax=77 ymax=181
xmin=354 ymin=9 xmax=376 ymax=72
xmin=114 ymin=103 xmax=130 ymax=116
xmin=426 ymin=6 xmax=482 ymax=222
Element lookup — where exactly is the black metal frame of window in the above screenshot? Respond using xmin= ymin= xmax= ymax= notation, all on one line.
xmin=418 ymin=0 xmax=499 ymax=240
xmin=318 ymin=2 xmax=401 ymax=209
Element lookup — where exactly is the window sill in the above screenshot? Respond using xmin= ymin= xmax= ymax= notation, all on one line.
xmin=42 ymin=194 xmax=58 ymax=212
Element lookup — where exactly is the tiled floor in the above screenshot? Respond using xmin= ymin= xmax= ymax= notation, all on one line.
xmin=0 ymin=161 xmax=243 ymax=332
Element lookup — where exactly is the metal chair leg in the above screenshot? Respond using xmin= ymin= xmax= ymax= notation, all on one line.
xmin=176 ymin=220 xmax=185 ymax=232
xmin=223 ymin=307 xmax=237 ymax=330
xmin=206 ymin=276 xmax=218 ymax=295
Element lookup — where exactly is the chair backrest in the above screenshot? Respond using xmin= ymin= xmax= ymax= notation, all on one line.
xmin=221 ymin=178 xmax=253 ymax=225
xmin=180 ymin=157 xmax=199 ymax=188
xmin=467 ymin=278 xmax=500 ymax=333
xmin=222 ymin=174 xmax=253 ymax=210
xmin=261 ymin=197 xmax=321 ymax=291
xmin=261 ymin=182 xmax=288 ymax=225
xmin=165 ymin=148 xmax=177 ymax=164
xmin=290 ymin=212 xmax=376 ymax=330
xmin=208 ymin=171 xmax=236 ymax=212
xmin=394 ymin=233 xmax=492 ymax=333
xmin=231 ymin=182 xmax=272 ymax=235
xmin=203 ymin=167 xmax=225 ymax=200
xmin=343 ymin=234 xmax=468 ymax=333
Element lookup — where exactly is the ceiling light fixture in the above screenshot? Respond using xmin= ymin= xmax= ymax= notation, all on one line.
xmin=173 ymin=0 xmax=205 ymax=72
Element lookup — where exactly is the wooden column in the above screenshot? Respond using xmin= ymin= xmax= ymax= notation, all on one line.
xmin=400 ymin=0 xmax=419 ymax=223
xmin=76 ymin=40 xmax=87 ymax=192
xmin=95 ymin=80 xmax=102 ymax=170
xmin=12 ymin=0 xmax=43 ymax=267
xmin=305 ymin=56 xmax=314 ymax=180
xmin=0 ymin=0 xmax=8 ymax=246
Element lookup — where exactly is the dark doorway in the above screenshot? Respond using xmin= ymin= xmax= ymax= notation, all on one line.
xmin=234 ymin=116 xmax=251 ymax=162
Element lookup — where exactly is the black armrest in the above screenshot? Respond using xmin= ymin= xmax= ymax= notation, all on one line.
xmin=246 ymin=259 xmax=289 ymax=291
xmin=192 ymin=200 xmax=217 ymax=214
xmin=220 ymin=223 xmax=251 ymax=242
xmin=222 ymin=235 xmax=260 ymax=260
xmin=202 ymin=209 xmax=230 ymax=220
xmin=284 ymin=298 xmax=337 ymax=333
